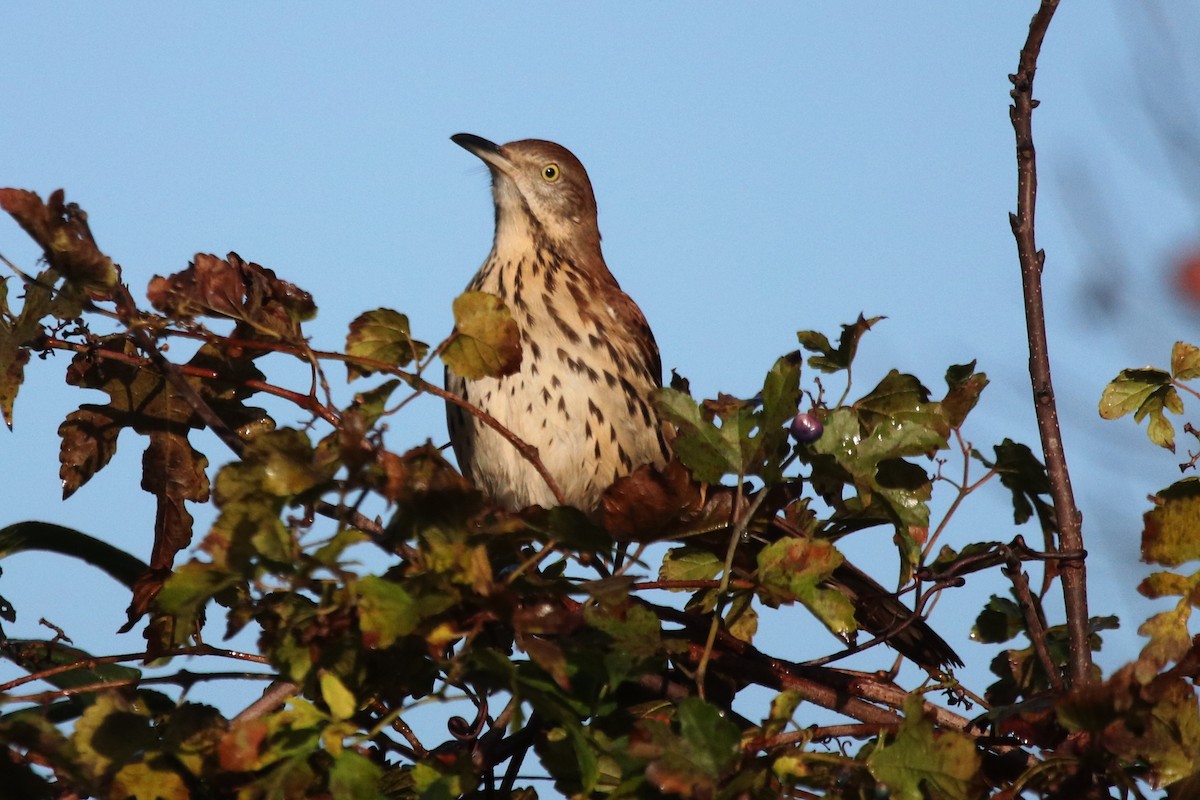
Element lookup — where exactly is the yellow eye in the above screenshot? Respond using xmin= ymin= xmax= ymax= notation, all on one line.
xmin=542 ymin=163 xmax=561 ymax=182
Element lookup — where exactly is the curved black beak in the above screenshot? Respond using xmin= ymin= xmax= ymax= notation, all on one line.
xmin=451 ymin=133 xmax=500 ymax=155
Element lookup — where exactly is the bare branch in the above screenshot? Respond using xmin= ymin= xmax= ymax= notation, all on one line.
xmin=1008 ymin=0 xmax=1093 ymax=685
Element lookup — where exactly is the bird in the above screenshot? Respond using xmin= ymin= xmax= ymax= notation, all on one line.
xmin=444 ymin=133 xmax=960 ymax=671
xmin=445 ymin=133 xmax=671 ymax=513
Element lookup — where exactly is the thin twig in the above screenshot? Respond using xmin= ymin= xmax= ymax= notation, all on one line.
xmin=200 ymin=335 xmax=569 ymax=507
xmin=3 ymin=670 xmax=274 ymax=705
xmin=1004 ymin=557 xmax=1064 ymax=692
xmin=0 ymin=643 xmax=269 ymax=694
xmin=1008 ymin=0 xmax=1092 ymax=685
xmin=38 ymin=336 xmax=340 ymax=426
xmin=745 ymin=723 xmax=897 ymax=752
xmin=695 ymin=486 xmax=767 ymax=698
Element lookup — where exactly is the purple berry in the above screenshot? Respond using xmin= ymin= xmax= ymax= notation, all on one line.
xmin=789 ymin=412 xmax=824 ymax=444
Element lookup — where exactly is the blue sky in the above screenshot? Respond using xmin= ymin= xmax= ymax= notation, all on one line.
xmin=2 ymin=3 xmax=1196 ymax=716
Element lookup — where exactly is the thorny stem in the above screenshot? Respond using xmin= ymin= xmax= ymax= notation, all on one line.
xmin=1008 ymin=0 xmax=1092 ymax=685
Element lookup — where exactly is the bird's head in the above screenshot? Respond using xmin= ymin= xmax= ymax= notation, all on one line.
xmin=452 ymin=133 xmax=601 ymax=261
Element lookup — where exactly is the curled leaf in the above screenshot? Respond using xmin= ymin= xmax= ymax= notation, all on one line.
xmin=0 ymin=188 xmax=117 ymax=295
xmin=148 ymin=252 xmax=315 ymax=342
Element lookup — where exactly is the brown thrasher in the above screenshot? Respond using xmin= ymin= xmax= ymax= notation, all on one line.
xmin=445 ymin=134 xmax=960 ymax=671
xmin=445 ymin=133 xmax=670 ymax=512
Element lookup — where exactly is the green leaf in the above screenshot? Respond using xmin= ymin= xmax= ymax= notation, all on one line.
xmin=1099 ymin=368 xmax=1171 ymax=418
xmin=980 ymin=439 xmax=1055 ymax=535
xmin=246 ymin=428 xmax=323 ymax=497
xmin=757 ymin=538 xmax=856 ymax=638
xmin=345 ymin=308 xmax=428 ymax=380
xmin=1143 ymin=479 xmax=1200 ymax=567
xmin=411 ymin=761 xmax=464 ymax=800
xmin=1099 ymin=368 xmax=1180 ymax=450
xmin=654 ymin=388 xmax=741 ymax=483
xmin=796 ymin=314 xmax=884 ymax=373
xmin=345 ymin=380 xmax=401 ymax=428
xmin=110 ymin=759 xmax=190 ymax=800
xmin=586 ymin=603 xmax=663 ymax=665
xmin=527 ymin=505 xmax=612 ymax=553
xmin=868 ymin=694 xmax=980 ymax=800
xmin=971 ymin=595 xmax=1025 ymax=645
xmin=677 ymin=697 xmax=741 ymax=777
xmin=856 ymin=370 xmax=950 ymax=444
xmin=808 ymin=397 xmax=940 ymax=565
xmin=764 ymin=689 xmax=804 ymax=739
xmin=1172 ymin=341 xmax=1200 ymax=380
xmin=71 ymin=693 xmax=154 ymax=780
xmin=633 ymin=698 xmax=741 ymax=797
xmin=356 ymin=576 xmax=419 ymax=649
xmin=724 ymin=591 xmax=758 ymax=643
xmin=155 ymin=562 xmax=240 ymax=642
xmin=319 ymin=671 xmax=357 ymax=721
xmin=754 ymin=352 xmax=803 ymax=482
xmin=329 ymin=750 xmax=385 ymax=800
xmin=441 ymin=291 xmax=521 ymax=380
xmin=660 ymin=546 xmax=723 ymax=584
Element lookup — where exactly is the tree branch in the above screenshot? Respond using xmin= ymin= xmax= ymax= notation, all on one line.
xmin=1008 ymin=0 xmax=1092 ymax=685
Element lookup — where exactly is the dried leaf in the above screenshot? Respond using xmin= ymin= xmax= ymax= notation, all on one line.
xmin=148 ymin=252 xmax=315 ymax=342
xmin=942 ymin=361 xmax=989 ymax=428
xmin=1143 ymin=479 xmax=1200 ymax=567
xmin=1171 ymin=341 xmax=1200 ymax=380
xmin=142 ymin=432 xmax=210 ymax=569
xmin=0 ymin=188 xmax=117 ymax=295
xmin=600 ymin=460 xmax=701 ymax=542
xmin=58 ymin=406 xmax=121 ymax=498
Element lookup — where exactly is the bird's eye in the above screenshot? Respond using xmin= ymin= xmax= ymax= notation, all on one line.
xmin=542 ymin=164 xmax=561 ymax=182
